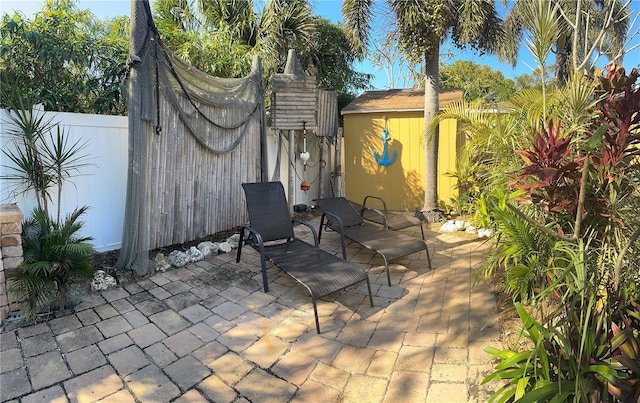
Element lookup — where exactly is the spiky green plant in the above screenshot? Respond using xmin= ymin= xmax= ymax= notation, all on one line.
xmin=478 ymin=192 xmax=553 ymax=302
xmin=8 ymin=206 xmax=94 ymax=320
xmin=1 ymin=95 xmax=91 ymax=223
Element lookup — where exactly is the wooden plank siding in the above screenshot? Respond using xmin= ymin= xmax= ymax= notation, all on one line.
xmin=317 ymin=90 xmax=339 ymax=137
xmin=343 ymin=112 xmax=459 ymax=211
xmin=341 ymin=89 xmax=464 ymax=211
xmin=344 ymin=112 xmax=422 ymax=210
xmin=271 ymin=75 xmax=317 ymax=130
xmin=437 ymin=117 xmax=464 ymax=205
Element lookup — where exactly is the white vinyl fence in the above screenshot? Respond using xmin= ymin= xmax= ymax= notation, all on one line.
xmin=1 ymin=109 xmax=338 ymax=253
xmin=0 ymin=108 xmax=128 ymax=252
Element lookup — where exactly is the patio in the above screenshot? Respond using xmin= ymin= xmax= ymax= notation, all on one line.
xmin=0 ymin=217 xmax=502 ymax=402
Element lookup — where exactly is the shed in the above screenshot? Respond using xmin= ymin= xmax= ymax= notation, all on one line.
xmin=341 ymin=89 xmax=464 ymax=211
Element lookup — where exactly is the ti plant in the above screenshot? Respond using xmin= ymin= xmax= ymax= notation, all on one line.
xmin=591 ymin=64 xmax=640 ymax=183
xmin=512 ymin=120 xmax=581 ymax=218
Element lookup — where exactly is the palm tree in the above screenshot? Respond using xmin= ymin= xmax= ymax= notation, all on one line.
xmin=342 ymin=0 xmax=503 ymax=215
xmin=9 ymin=206 xmax=94 ymax=320
xmin=152 ymin=0 xmax=315 ymax=79
xmin=499 ymin=0 xmax=629 ymax=84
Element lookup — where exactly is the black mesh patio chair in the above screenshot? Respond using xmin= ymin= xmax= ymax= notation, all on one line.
xmin=354 ymin=195 xmax=425 ymax=240
xmin=236 ymin=182 xmax=373 ymax=334
xmin=314 ymin=197 xmax=432 ymax=287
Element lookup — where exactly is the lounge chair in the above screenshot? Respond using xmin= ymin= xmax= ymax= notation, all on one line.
xmin=314 ymin=197 xmax=432 ymax=287
xmin=354 ymin=195 xmax=425 ymax=240
xmin=236 ymin=182 xmax=373 ymax=334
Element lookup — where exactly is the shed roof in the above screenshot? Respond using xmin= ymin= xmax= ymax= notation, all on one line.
xmin=341 ymin=88 xmax=464 ymax=115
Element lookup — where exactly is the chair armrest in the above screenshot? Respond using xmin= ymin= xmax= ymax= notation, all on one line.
xmin=320 ymin=211 xmax=345 ymax=232
xmin=292 ymin=219 xmax=320 ymax=247
xmin=239 ymin=225 xmax=265 ymax=252
xmin=359 ymin=206 xmax=388 ymax=228
xmin=363 ymin=195 xmax=388 ymax=212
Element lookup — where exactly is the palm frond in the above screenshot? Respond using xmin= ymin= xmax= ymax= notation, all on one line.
xmin=452 ymin=0 xmax=504 ymax=54
xmin=508 ymin=87 xmax=545 ymax=131
xmin=550 ymin=72 xmax=598 ymax=135
xmin=341 ymin=0 xmax=373 ymax=57
xmin=495 ymin=4 xmax=525 ymax=65
xmin=7 ymin=269 xmax=54 ymax=321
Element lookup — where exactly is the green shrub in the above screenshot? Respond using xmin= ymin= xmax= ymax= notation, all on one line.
xmin=481 ymin=64 xmax=640 ymax=402
xmin=8 ymin=207 xmax=94 ymax=321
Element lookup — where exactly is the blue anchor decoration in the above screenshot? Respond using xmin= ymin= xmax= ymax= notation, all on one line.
xmin=373 ymin=127 xmax=397 ymax=166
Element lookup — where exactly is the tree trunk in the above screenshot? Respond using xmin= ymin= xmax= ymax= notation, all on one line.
xmin=554 ymin=34 xmax=569 ymax=85
xmin=423 ymin=50 xmax=440 ymax=217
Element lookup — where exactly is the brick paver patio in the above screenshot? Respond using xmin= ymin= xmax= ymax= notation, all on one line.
xmin=0 ymin=217 xmax=502 ymax=402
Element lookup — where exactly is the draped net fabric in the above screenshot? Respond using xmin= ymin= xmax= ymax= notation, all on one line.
xmin=116 ymin=0 xmax=265 ymax=275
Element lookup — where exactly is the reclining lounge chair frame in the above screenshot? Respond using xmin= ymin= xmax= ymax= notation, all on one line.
xmin=315 ymin=197 xmax=432 ymax=287
xmin=357 ymin=195 xmax=425 ymax=240
xmin=236 ymin=182 xmax=373 ymax=334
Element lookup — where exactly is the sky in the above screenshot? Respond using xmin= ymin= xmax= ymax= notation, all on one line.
xmin=2 ymin=0 xmax=640 ymax=90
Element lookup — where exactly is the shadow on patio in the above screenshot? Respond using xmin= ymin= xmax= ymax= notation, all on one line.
xmin=0 ymin=217 xmax=503 ymax=403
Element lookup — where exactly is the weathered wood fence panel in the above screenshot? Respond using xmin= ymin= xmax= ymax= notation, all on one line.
xmin=271 ymin=76 xmax=317 ymax=130
xmin=145 ymin=94 xmax=261 ymax=250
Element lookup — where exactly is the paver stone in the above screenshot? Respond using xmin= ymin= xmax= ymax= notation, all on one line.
xmin=26 ymin=350 xmax=70 ymax=389
xmin=0 ymin=367 xmax=31 ymax=400
xmin=108 ymin=345 xmax=150 ymax=376
xmin=64 ymin=365 xmax=123 ymax=403
xmin=21 ymin=385 xmax=67 ymax=403
xmin=125 ymin=364 xmax=180 ymax=403
xmin=198 ymin=374 xmax=237 ymax=403
xmin=235 ymin=368 xmax=296 ymax=403
xmin=164 ymin=355 xmax=210 ymax=390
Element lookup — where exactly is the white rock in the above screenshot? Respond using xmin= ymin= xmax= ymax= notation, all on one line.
xmin=478 ymin=228 xmax=494 ymax=238
xmin=440 ymin=220 xmax=458 ymax=232
xmin=226 ymin=233 xmax=240 ymax=249
xmin=218 ymin=241 xmax=232 ymax=253
xmin=197 ymin=241 xmax=218 ymax=257
xmin=186 ymin=246 xmax=205 ymax=262
xmin=155 ymin=253 xmax=172 ymax=272
xmin=465 ymin=225 xmax=477 ymax=234
xmin=454 ymin=220 xmax=467 ymax=231
xmin=90 ymin=270 xmax=118 ymax=291
xmin=168 ymin=250 xmax=190 ymax=267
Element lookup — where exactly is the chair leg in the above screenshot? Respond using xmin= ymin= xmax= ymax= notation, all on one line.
xmin=383 ymin=257 xmax=391 ymax=287
xmin=260 ymin=256 xmax=269 ymax=293
xmin=312 ymin=297 xmax=321 ymax=334
xmin=426 ymin=244 xmax=432 ymax=271
xmin=318 ymin=216 xmax=325 ymax=243
xmin=236 ymin=230 xmax=244 ymax=263
xmin=366 ymin=277 xmax=373 ymax=307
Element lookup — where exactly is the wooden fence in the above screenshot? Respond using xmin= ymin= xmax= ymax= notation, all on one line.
xmin=144 ymin=96 xmax=262 ymax=250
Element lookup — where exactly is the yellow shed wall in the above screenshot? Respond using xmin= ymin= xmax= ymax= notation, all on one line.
xmin=343 ymin=112 xmax=459 ymax=211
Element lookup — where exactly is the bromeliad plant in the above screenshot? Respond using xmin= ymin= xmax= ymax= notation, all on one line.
xmin=481 ymin=64 xmax=640 ymax=402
